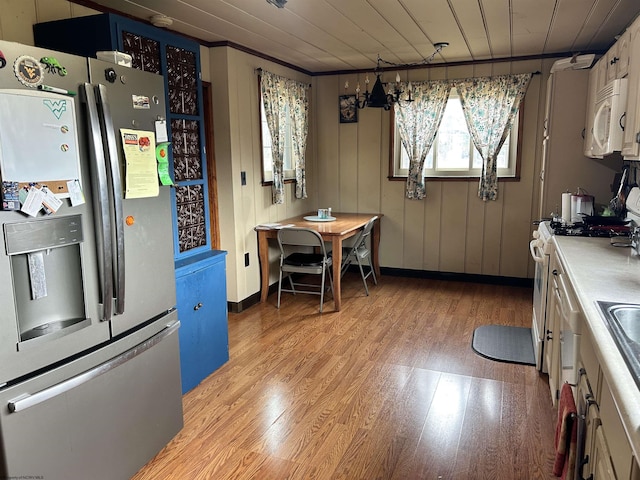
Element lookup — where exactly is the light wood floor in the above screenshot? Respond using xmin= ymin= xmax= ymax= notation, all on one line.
xmin=132 ymin=274 xmax=558 ymax=480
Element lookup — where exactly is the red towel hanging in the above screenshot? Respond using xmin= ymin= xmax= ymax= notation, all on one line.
xmin=553 ymin=383 xmax=578 ymax=479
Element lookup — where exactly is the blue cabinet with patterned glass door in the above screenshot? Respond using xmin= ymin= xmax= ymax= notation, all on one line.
xmin=34 ymin=12 xmax=229 ymax=386
xmin=34 ymin=13 xmax=213 ymax=257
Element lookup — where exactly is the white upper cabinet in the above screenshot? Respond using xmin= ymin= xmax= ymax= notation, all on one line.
xmin=606 ymin=29 xmax=631 ymax=82
xmin=617 ymin=29 xmax=631 ymax=78
xmin=622 ymin=17 xmax=640 ymax=159
xmin=584 ymin=64 xmax=601 ymax=158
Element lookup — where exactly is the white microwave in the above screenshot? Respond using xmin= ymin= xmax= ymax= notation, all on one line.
xmin=592 ymin=78 xmax=628 ymax=156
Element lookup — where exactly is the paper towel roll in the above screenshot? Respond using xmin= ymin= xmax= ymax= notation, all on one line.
xmin=562 ymin=192 xmax=572 ymax=224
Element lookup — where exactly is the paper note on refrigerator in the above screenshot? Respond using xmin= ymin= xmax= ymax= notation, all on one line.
xmin=120 ymin=129 xmax=159 ymax=198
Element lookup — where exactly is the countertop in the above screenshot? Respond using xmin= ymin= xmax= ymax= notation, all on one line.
xmin=552 ymin=234 xmax=640 ymax=459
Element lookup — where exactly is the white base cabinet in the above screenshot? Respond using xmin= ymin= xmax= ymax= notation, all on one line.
xmin=593 ymin=425 xmax=618 ymax=480
xmin=575 ymin=328 xmax=640 ymax=480
xmin=550 ymin=248 xmax=640 ymax=480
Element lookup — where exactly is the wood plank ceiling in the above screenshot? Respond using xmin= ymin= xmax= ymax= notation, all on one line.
xmin=79 ymin=0 xmax=640 ymax=73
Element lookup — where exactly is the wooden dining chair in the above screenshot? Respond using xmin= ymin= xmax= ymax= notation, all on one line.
xmin=277 ymin=227 xmax=334 ymax=312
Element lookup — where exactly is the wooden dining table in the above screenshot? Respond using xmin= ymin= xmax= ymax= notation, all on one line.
xmin=255 ymin=212 xmax=382 ymax=311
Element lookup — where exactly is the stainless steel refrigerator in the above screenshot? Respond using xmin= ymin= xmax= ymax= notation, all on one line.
xmin=0 ymin=40 xmax=183 ymax=479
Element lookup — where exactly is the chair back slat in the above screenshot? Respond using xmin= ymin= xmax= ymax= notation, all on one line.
xmin=276 ymin=226 xmax=334 ymax=312
xmin=278 ymin=228 xmax=325 ymax=248
xmin=340 ymin=216 xmax=378 ymax=295
xmin=351 ymin=215 xmax=377 ymax=249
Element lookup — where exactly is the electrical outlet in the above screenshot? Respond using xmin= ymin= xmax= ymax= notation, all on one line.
xmin=244 ymin=252 xmax=250 ymax=267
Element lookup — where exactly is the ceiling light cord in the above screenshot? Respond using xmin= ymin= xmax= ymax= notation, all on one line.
xmin=376 ymin=42 xmax=449 ymax=69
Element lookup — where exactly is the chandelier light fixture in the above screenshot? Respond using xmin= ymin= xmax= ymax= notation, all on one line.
xmin=345 ymin=42 xmax=449 ymax=110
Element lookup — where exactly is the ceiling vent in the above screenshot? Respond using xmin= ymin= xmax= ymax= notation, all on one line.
xmin=266 ymin=0 xmax=287 ymax=8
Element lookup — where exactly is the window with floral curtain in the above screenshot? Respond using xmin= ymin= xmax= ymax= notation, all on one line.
xmin=260 ymin=70 xmax=310 ymax=204
xmin=454 ymin=73 xmax=531 ymax=201
xmin=394 ymin=80 xmax=451 ymax=199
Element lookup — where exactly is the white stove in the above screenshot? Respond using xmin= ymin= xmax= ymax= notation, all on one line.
xmin=530 ymin=221 xmax=555 ymax=371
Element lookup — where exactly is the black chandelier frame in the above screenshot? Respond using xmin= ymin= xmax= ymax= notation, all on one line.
xmin=351 ymin=42 xmax=449 ymax=111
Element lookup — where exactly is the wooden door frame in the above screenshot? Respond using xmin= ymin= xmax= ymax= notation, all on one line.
xmin=202 ymin=81 xmax=220 ymax=250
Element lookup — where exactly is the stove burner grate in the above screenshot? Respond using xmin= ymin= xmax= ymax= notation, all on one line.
xmin=550 ymin=221 xmax=631 ymax=237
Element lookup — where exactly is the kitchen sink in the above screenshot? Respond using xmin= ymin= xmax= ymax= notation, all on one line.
xmin=597 ymin=301 xmax=640 ymax=389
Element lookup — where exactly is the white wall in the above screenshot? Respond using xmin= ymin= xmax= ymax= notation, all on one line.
xmin=209 ymin=47 xmax=315 ymax=303
xmin=315 ymin=62 xmax=547 ymax=279
xmin=209 ymin=53 xmax=566 ymax=305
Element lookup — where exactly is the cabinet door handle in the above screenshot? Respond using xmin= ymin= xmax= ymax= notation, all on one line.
xmin=194 ymin=302 xmax=203 ymax=311
xmin=552 ymin=269 xmax=558 ymax=276
xmin=546 ymin=329 xmax=553 ymax=340
xmin=610 ymin=56 xmax=619 ymax=65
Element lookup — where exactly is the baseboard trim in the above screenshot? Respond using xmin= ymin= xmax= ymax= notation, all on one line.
xmin=227 ymin=283 xmax=279 ymax=314
xmin=227 ymin=269 xmax=533 ymax=313
xmin=380 ymin=267 xmax=533 ymax=288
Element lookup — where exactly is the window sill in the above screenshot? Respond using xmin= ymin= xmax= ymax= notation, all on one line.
xmin=387 ymin=176 xmax=520 ymax=182
xmin=261 ymin=178 xmax=297 ymax=186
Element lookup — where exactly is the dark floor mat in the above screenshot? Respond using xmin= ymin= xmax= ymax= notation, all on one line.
xmin=471 ymin=325 xmax=535 ymax=365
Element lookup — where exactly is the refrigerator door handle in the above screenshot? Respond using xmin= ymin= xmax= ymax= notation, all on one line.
xmin=7 ymin=321 xmax=181 ymax=413
xmin=81 ymin=83 xmax=113 ymax=323
xmin=96 ymin=84 xmax=126 ymax=316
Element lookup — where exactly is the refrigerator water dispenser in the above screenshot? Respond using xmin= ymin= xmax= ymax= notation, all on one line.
xmin=4 ymin=215 xmax=90 ymax=345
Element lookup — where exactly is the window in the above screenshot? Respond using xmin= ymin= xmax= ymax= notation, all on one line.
xmin=391 ymin=88 xmax=521 ymax=179
xmin=260 ymin=98 xmax=296 ymax=184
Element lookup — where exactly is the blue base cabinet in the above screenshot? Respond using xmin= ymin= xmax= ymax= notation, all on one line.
xmin=175 ymin=251 xmax=229 ymax=394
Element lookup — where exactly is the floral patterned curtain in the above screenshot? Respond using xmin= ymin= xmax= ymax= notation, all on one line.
xmin=394 ymin=80 xmax=451 ymax=199
xmin=287 ymin=79 xmax=310 ymax=199
xmin=260 ymin=71 xmax=309 ymax=204
xmin=261 ymin=71 xmax=287 ymax=204
xmin=454 ymin=73 xmax=532 ymax=201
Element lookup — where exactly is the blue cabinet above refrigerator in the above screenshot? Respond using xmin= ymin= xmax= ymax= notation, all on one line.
xmin=34 ymin=12 xmax=214 ymax=259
